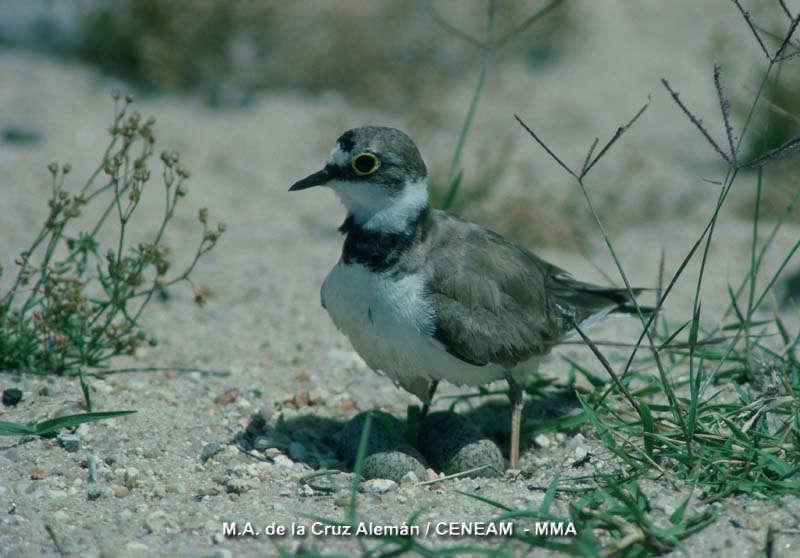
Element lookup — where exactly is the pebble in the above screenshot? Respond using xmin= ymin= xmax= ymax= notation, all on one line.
xmin=253 ymin=436 xmax=272 ymax=452
xmin=142 ymin=446 xmax=160 ymax=459
xmin=144 ymin=510 xmax=169 ymax=533
xmin=333 ymin=489 xmax=356 ymax=507
xmin=2 ymin=388 xmax=23 ymax=406
xmin=225 ymin=478 xmax=249 ymax=494
xmin=273 ymin=454 xmax=294 ymax=468
xmin=87 ymin=455 xmax=99 ymax=483
xmin=534 ymin=434 xmax=552 ymax=448
xmin=298 ymin=484 xmax=315 ymax=497
xmin=53 ymin=510 xmax=69 ymax=521
xmin=123 ymin=468 xmax=139 ymax=489
xmin=114 ymin=486 xmax=130 ymax=498
xmin=361 ymin=478 xmax=398 ymax=493
xmin=31 ymin=466 xmax=49 ymax=480
xmin=289 ymin=441 xmax=308 ymax=462
xmin=87 ymin=486 xmax=109 ymax=500
xmin=165 ymin=483 xmax=182 ymax=494
xmin=200 ymin=442 xmax=222 ymax=463
xmin=58 ymin=433 xmax=82 ymax=453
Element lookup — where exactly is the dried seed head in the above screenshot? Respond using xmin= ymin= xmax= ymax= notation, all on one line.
xmin=125 ymin=93 xmax=135 ymax=103
xmin=48 ymin=162 xmax=59 ymax=175
xmin=103 ymin=162 xmax=117 ymax=175
xmin=198 ymin=207 xmax=208 ymax=224
xmin=177 ymin=184 xmax=188 ymax=197
xmin=194 ymin=293 xmax=206 ymax=307
xmin=111 ymin=90 xmax=121 ymax=100
xmin=62 ymin=164 xmax=72 ymax=174
xmin=217 ymin=223 xmax=227 ymax=233
xmin=58 ymin=190 xmax=68 ymax=200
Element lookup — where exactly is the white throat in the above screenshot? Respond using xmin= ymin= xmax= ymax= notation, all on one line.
xmin=331 ymin=177 xmax=429 ymax=233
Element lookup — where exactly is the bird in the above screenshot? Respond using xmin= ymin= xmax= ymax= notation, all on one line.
xmin=290 ymin=126 xmax=645 ymax=469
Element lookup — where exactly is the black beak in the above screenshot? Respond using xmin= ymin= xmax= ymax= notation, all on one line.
xmin=289 ymin=168 xmax=331 ymax=191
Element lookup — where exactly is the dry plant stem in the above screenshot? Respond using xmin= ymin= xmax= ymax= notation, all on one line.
xmin=0 ymin=92 xmax=222 ymax=377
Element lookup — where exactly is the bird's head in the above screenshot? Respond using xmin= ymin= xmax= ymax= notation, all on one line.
xmin=290 ymin=126 xmax=429 ymax=232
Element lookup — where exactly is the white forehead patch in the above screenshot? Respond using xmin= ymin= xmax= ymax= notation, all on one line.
xmin=327 ymin=142 xmax=351 ymax=167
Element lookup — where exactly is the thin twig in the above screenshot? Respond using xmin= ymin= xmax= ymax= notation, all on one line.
xmin=495 ymin=0 xmax=564 ymax=48
xmin=741 ymin=137 xmax=800 ymax=168
xmin=581 ymin=137 xmax=600 ymax=177
xmin=731 ymin=0 xmax=773 ymax=61
xmin=774 ymin=12 xmax=800 ymax=60
xmin=571 ymin=319 xmax=641 ymax=416
xmin=582 ymin=100 xmax=650 ymax=178
xmin=777 ymin=0 xmax=793 ymax=21
xmin=714 ymin=65 xmax=738 ymax=166
xmin=418 ymin=465 xmax=496 ymax=485
xmin=45 ymin=524 xmax=66 ymax=557
xmin=514 ymin=115 xmax=577 ymax=178
xmin=427 ymin=2 xmax=487 ymax=49
xmin=661 ymin=79 xmax=734 ymax=166
xmin=86 ymin=366 xmax=231 ymax=377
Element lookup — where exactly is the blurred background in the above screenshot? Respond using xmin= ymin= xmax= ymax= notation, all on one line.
xmin=1 ymin=0 xmax=798 ymax=304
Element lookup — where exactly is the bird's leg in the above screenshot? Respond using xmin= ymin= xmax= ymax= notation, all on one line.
xmin=420 ymin=380 xmax=439 ymax=421
xmin=507 ymin=378 xmax=524 ymax=469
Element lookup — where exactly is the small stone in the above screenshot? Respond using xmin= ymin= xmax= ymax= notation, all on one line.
xmin=123 ymin=468 xmax=139 ymax=489
xmin=361 ymin=478 xmax=398 ymax=493
xmin=31 ymin=466 xmax=49 ymax=480
xmin=505 ymin=468 xmax=522 ymax=478
xmin=400 ymin=471 xmax=419 ymax=485
xmin=58 ymin=433 xmax=81 ymax=453
xmin=253 ymin=436 xmax=272 ymax=452
xmin=87 ymin=486 xmax=108 ymax=500
xmin=289 ymin=442 xmax=308 ymax=462
xmin=264 ymin=447 xmax=283 ymax=460
xmin=534 ymin=434 xmax=552 ymax=448
xmin=298 ymin=484 xmax=315 ymax=497
xmin=334 ymin=489 xmax=356 ymax=507
xmin=114 ymin=486 xmax=130 ymax=498
xmin=225 ymin=478 xmax=249 ymax=494
xmin=165 ymin=483 xmax=182 ymax=494
xmin=87 ymin=455 xmax=99 ymax=483
xmin=425 ymin=468 xmax=439 ymax=482
xmin=53 ymin=510 xmax=69 ymax=521
xmin=2 ymin=388 xmax=22 ymax=406
xmin=214 ymin=388 xmax=241 ymax=405
xmin=38 ymin=387 xmax=53 ymax=397
xmin=144 ymin=510 xmax=168 ymax=533
xmin=200 ymin=442 xmax=222 ymax=463
xmin=142 ymin=447 xmax=159 ymax=459
xmin=273 ymin=454 xmax=294 ymax=468
xmin=574 ymin=446 xmax=588 ymax=460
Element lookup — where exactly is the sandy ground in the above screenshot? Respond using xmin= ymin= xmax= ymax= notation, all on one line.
xmin=2 ymin=1 xmax=800 ymax=556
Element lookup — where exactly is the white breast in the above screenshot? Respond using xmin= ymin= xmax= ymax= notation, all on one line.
xmin=321 ymin=261 xmax=516 ymax=401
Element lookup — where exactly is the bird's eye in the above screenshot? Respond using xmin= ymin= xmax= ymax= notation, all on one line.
xmin=351 ymin=152 xmax=379 ymax=175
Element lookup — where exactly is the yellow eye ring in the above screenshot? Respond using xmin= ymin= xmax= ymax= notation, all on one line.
xmin=351 ymin=152 xmax=380 ymax=176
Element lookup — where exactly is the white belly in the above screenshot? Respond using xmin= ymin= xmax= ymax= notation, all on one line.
xmin=320 ymin=261 xmax=518 ymax=401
